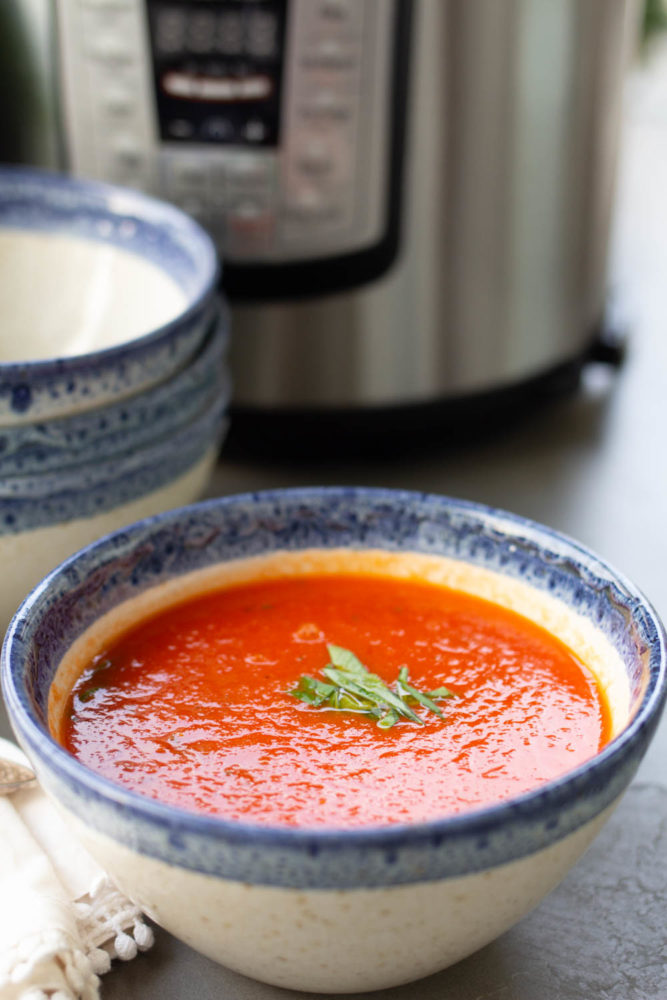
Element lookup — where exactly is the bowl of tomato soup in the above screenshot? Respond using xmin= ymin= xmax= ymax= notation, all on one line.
xmin=2 ymin=488 xmax=665 ymax=993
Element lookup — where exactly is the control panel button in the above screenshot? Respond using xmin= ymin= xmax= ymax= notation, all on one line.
xmin=100 ymin=87 xmax=135 ymax=118
xmin=288 ymin=119 xmax=356 ymax=193
xmin=227 ymin=200 xmax=274 ymax=256
xmin=112 ymin=138 xmax=144 ymax=170
xmin=244 ymin=119 xmax=269 ymax=144
xmin=285 ymin=188 xmax=330 ymax=216
xmin=295 ymin=137 xmax=336 ymax=178
xmin=282 ymin=185 xmax=348 ymax=228
xmin=300 ymin=91 xmax=354 ymax=122
xmin=200 ymin=117 xmax=234 ymax=142
xmin=167 ymin=158 xmax=208 ymax=189
xmin=86 ymin=33 xmax=134 ymax=64
xmin=167 ymin=119 xmax=196 ymax=140
xmin=225 ymin=155 xmax=273 ymax=187
xmin=101 ymin=140 xmax=149 ymax=190
xmin=301 ymin=40 xmax=359 ymax=72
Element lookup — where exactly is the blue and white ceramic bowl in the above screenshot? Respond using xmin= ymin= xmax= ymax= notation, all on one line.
xmin=0 ymin=383 xmax=229 ymax=629
xmin=0 ymin=166 xmax=219 ymax=424
xmin=2 ymin=489 xmax=665 ymax=993
xmin=0 ymin=303 xmax=229 ymax=477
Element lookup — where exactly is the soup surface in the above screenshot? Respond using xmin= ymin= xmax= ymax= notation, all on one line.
xmin=61 ymin=572 xmax=611 ymax=827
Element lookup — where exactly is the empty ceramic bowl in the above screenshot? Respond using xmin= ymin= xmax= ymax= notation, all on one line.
xmin=0 ymin=166 xmax=219 ymax=424
xmin=2 ymin=489 xmax=665 ymax=993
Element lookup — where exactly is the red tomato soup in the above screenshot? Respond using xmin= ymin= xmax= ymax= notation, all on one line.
xmin=61 ymin=573 xmax=612 ymax=827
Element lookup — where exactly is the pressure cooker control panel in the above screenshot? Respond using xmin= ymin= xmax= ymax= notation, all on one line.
xmin=56 ymin=0 xmax=410 ymax=297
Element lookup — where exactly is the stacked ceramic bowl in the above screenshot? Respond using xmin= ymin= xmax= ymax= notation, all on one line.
xmin=0 ymin=166 xmax=230 ymax=628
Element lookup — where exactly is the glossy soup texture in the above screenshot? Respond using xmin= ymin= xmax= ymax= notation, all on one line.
xmin=61 ymin=573 xmax=612 ymax=827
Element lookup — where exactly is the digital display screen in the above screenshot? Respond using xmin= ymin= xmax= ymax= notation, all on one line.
xmin=146 ymin=0 xmax=288 ymax=146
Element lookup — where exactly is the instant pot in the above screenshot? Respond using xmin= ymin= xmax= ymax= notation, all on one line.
xmin=1 ymin=0 xmax=641 ymax=455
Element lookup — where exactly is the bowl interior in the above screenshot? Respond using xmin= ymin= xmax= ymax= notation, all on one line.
xmin=0 ymin=228 xmax=186 ymax=361
xmin=0 ymin=167 xmax=218 ymax=362
xmin=6 ymin=488 xmax=664 ymax=751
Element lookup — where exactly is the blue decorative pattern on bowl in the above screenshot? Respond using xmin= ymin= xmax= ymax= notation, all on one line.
xmin=0 ymin=303 xmax=229 ymax=478
xmin=0 ymin=386 xmax=229 ymax=535
xmin=2 ymin=488 xmax=665 ymax=891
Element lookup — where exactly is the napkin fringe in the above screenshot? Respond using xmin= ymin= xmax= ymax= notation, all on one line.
xmin=0 ymin=739 xmax=154 ymax=999
xmin=2 ymin=927 xmax=100 ymax=1000
xmin=73 ymin=875 xmax=155 ymax=962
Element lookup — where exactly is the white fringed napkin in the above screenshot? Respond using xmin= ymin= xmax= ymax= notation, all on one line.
xmin=0 ymin=738 xmax=153 ymax=999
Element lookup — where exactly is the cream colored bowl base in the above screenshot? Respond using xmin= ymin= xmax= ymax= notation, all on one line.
xmin=59 ymin=800 xmax=617 ymax=995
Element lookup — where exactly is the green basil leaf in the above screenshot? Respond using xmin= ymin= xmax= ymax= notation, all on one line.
xmin=397 ymin=666 xmax=446 ymax=718
xmin=289 ymin=675 xmax=336 ymax=706
xmin=428 ymin=686 xmax=455 ymax=699
xmin=289 ymin=646 xmax=458 ymax=730
xmin=326 ymin=647 xmax=423 ymax=724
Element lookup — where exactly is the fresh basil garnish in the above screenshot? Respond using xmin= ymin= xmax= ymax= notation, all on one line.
xmin=289 ymin=644 xmax=456 ymax=729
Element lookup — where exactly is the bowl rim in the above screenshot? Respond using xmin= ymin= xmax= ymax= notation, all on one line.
xmin=0 ymin=165 xmax=220 ymax=376
xmin=2 ymin=486 xmax=666 ymax=859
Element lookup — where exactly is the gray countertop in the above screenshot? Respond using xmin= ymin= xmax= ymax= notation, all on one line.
xmin=4 ymin=43 xmax=667 ymax=1000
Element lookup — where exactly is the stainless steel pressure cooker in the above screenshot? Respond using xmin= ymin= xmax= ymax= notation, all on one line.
xmin=1 ymin=0 xmax=642 ymax=454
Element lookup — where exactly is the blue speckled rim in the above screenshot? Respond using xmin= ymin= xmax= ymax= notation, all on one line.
xmin=0 ymin=166 xmax=219 ymax=400
xmin=2 ymin=488 xmax=666 ymax=889
xmin=0 ymin=389 xmax=229 ymax=534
